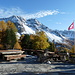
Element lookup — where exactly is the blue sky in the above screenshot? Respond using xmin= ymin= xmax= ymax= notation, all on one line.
xmin=0 ymin=0 xmax=75 ymax=30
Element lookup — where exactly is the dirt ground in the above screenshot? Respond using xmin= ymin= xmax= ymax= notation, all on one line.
xmin=0 ymin=55 xmax=75 ymax=75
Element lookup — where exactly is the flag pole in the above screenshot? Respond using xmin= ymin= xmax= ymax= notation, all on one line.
xmin=68 ymin=21 xmax=75 ymax=52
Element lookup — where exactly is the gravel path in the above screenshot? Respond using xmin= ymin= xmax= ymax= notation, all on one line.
xmin=0 ymin=55 xmax=75 ymax=75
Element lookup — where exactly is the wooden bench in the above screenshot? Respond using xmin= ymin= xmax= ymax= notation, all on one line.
xmin=0 ymin=50 xmax=26 ymax=61
xmin=1 ymin=51 xmax=24 ymax=55
xmin=4 ymin=55 xmax=26 ymax=60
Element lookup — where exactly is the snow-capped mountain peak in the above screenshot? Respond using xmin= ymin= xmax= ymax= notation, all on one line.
xmin=0 ymin=15 xmax=74 ymax=45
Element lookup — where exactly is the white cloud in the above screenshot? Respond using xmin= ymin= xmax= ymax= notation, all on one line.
xmin=22 ymin=10 xmax=59 ymax=19
xmin=0 ymin=7 xmax=60 ymax=19
xmin=0 ymin=7 xmax=24 ymax=18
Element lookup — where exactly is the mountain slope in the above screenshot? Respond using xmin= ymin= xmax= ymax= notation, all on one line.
xmin=0 ymin=15 xmax=74 ymax=45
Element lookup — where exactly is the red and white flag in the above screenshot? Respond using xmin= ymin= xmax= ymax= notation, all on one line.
xmin=68 ymin=22 xmax=74 ymax=30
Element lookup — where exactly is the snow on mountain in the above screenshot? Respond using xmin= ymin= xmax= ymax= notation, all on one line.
xmin=21 ymin=23 xmax=35 ymax=34
xmin=57 ymin=30 xmax=74 ymax=39
xmin=0 ymin=15 xmax=35 ymax=35
xmin=0 ymin=15 xmax=74 ymax=44
xmin=45 ymin=32 xmax=62 ymax=42
xmin=26 ymin=18 xmax=69 ymax=43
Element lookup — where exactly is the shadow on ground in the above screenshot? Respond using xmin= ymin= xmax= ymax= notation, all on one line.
xmin=7 ymin=71 xmax=58 ymax=75
xmin=0 ymin=55 xmax=41 ymax=64
xmin=7 ymin=70 xmax=75 ymax=75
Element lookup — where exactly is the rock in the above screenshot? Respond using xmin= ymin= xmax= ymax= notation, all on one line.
xmin=47 ymin=61 xmax=51 ymax=64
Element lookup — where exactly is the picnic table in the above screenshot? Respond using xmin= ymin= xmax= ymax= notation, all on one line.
xmin=0 ymin=50 xmax=26 ymax=61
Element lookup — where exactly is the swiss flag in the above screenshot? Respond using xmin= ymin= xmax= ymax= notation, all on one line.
xmin=68 ymin=22 xmax=74 ymax=30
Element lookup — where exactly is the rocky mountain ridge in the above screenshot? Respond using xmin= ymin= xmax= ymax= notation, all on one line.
xmin=0 ymin=15 xmax=74 ymax=46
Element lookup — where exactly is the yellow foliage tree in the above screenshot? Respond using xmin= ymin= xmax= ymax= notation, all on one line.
xmin=0 ymin=21 xmax=18 ymax=49
xmin=0 ymin=44 xmax=4 ymax=49
xmin=0 ymin=21 xmax=7 ymax=32
xmin=7 ymin=21 xmax=18 ymax=32
xmin=63 ymin=48 xmax=69 ymax=53
xmin=70 ymin=45 xmax=75 ymax=53
xmin=0 ymin=21 xmax=7 ymax=44
xmin=14 ymin=42 xmax=22 ymax=50
xmin=32 ymin=31 xmax=50 ymax=50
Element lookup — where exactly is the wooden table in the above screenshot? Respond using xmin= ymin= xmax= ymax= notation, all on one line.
xmin=0 ymin=50 xmax=26 ymax=61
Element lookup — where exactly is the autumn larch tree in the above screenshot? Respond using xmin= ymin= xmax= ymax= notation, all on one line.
xmin=7 ymin=21 xmax=18 ymax=32
xmin=14 ymin=41 xmax=22 ymax=50
xmin=32 ymin=31 xmax=50 ymax=50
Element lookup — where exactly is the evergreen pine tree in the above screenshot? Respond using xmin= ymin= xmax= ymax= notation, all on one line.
xmin=21 ymin=34 xmax=31 ymax=49
xmin=48 ymin=42 xmax=55 ymax=52
xmin=3 ymin=28 xmax=17 ymax=49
